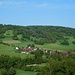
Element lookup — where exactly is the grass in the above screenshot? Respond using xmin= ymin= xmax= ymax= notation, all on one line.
xmin=17 ymin=35 xmax=22 ymax=40
xmin=13 ymin=41 xmax=34 ymax=48
xmin=16 ymin=69 xmax=37 ymax=75
xmin=36 ymin=42 xmax=75 ymax=51
xmin=0 ymin=35 xmax=75 ymax=75
xmin=2 ymin=30 xmax=75 ymax=75
xmin=0 ymin=44 xmax=14 ymax=55
xmin=3 ymin=40 xmax=21 ymax=44
xmin=36 ymin=37 xmax=75 ymax=51
xmin=0 ymin=43 xmax=33 ymax=58
xmin=4 ymin=30 xmax=13 ymax=37
xmin=0 ymin=35 xmax=75 ymax=58
xmin=0 ymin=69 xmax=37 ymax=75
xmin=3 ymin=30 xmax=75 ymax=51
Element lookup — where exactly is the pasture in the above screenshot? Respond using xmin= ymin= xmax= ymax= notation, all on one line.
xmin=16 ymin=70 xmax=37 ymax=75
xmin=2 ymin=30 xmax=75 ymax=51
xmin=0 ymin=30 xmax=75 ymax=57
xmin=3 ymin=40 xmax=21 ymax=44
xmin=36 ymin=37 xmax=75 ymax=50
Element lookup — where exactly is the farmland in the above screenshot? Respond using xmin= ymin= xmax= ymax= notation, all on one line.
xmin=0 ymin=24 xmax=75 ymax=75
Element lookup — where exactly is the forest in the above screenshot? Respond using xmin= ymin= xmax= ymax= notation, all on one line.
xmin=0 ymin=24 xmax=75 ymax=45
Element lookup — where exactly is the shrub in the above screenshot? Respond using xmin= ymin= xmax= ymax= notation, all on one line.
xmin=60 ymin=40 xmax=69 ymax=45
xmin=72 ymin=40 xmax=75 ymax=44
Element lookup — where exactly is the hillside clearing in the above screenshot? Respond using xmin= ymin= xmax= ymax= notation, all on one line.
xmin=3 ymin=40 xmax=21 ymax=44
xmin=16 ymin=69 xmax=37 ymax=75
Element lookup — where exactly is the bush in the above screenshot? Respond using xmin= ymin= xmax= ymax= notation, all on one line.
xmin=60 ymin=40 xmax=69 ymax=45
xmin=1 ymin=67 xmax=16 ymax=75
xmin=34 ymin=40 xmax=44 ymax=45
xmin=1 ymin=68 xmax=7 ymax=75
xmin=72 ymin=40 xmax=75 ymax=44
xmin=13 ymin=37 xmax=18 ymax=40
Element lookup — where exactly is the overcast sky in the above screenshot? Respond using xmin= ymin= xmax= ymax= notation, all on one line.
xmin=0 ymin=0 xmax=75 ymax=28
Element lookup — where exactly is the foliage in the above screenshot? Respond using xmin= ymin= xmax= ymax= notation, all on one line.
xmin=34 ymin=39 xmax=44 ymax=45
xmin=27 ymin=44 xmax=35 ymax=48
xmin=34 ymin=50 xmax=43 ymax=64
xmin=0 ymin=55 xmax=44 ymax=72
xmin=1 ymin=67 xmax=16 ymax=75
xmin=0 ymin=24 xmax=75 ymax=44
xmin=60 ymin=39 xmax=69 ymax=45
xmin=72 ymin=40 xmax=75 ymax=44
xmin=38 ymin=58 xmax=75 ymax=75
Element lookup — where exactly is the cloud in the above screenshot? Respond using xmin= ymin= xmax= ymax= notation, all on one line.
xmin=0 ymin=1 xmax=27 ymax=5
xmin=35 ymin=3 xmax=48 ymax=8
xmin=0 ymin=1 xmax=48 ymax=9
xmin=0 ymin=1 xmax=27 ymax=8
xmin=0 ymin=1 xmax=75 ymax=10
xmin=48 ymin=3 xmax=75 ymax=9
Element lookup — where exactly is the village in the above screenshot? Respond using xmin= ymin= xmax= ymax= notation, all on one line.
xmin=15 ymin=44 xmax=75 ymax=56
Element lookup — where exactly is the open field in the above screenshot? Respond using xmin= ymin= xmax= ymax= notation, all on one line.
xmin=0 ymin=40 xmax=75 ymax=58
xmin=36 ymin=37 xmax=75 ymax=50
xmin=36 ymin=42 xmax=75 ymax=51
xmin=4 ymin=30 xmax=13 ymax=37
xmin=0 ymin=43 xmax=33 ymax=58
xmin=0 ymin=33 xmax=75 ymax=58
xmin=2 ymin=30 xmax=75 ymax=51
xmin=3 ymin=40 xmax=21 ymax=44
xmin=16 ymin=70 xmax=37 ymax=75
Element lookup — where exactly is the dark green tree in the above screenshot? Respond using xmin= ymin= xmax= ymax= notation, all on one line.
xmin=34 ymin=50 xmax=43 ymax=64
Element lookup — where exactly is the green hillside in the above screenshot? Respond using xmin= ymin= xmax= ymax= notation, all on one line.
xmin=0 ymin=24 xmax=75 ymax=75
xmin=0 ymin=24 xmax=75 ymax=53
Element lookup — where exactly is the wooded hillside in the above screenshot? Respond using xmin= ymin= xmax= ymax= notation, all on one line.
xmin=0 ymin=24 xmax=75 ymax=43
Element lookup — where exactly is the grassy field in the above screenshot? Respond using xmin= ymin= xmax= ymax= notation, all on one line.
xmin=3 ymin=40 xmax=21 ymax=44
xmin=0 ymin=43 xmax=33 ymax=58
xmin=16 ymin=70 xmax=37 ymax=75
xmin=36 ymin=37 xmax=75 ymax=51
xmin=0 ymin=31 xmax=75 ymax=57
xmin=0 ymin=37 xmax=75 ymax=54
xmin=12 ymin=37 xmax=75 ymax=51
xmin=2 ymin=30 xmax=75 ymax=51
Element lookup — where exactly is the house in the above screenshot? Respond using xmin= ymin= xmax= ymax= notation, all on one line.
xmin=21 ymin=46 xmax=32 ymax=54
xmin=16 ymin=46 xmax=19 ymax=50
xmin=21 ymin=50 xmax=26 ymax=53
xmin=26 ymin=46 xmax=32 ymax=52
xmin=34 ymin=48 xmax=37 ymax=51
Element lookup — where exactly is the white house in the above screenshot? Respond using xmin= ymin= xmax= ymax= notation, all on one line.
xmin=16 ymin=46 xmax=19 ymax=50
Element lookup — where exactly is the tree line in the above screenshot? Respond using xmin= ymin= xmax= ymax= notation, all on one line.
xmin=0 ymin=49 xmax=46 ymax=75
xmin=37 ymin=52 xmax=75 ymax=75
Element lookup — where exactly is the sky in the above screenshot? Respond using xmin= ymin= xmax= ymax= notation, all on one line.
xmin=0 ymin=0 xmax=75 ymax=28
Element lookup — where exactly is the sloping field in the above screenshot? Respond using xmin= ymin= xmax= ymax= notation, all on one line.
xmin=3 ymin=40 xmax=21 ymax=44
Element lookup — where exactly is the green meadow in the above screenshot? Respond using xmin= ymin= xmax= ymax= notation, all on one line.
xmin=16 ymin=70 xmax=37 ymax=75
xmin=0 ymin=34 xmax=75 ymax=56
xmin=0 ymin=37 xmax=75 ymax=58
